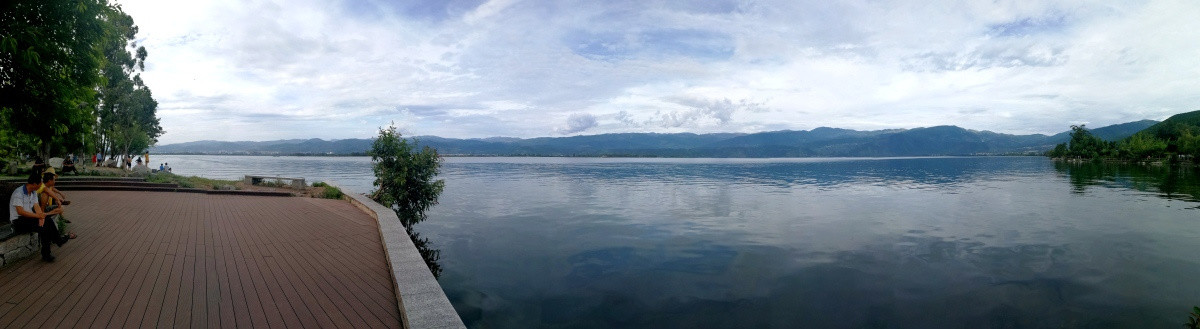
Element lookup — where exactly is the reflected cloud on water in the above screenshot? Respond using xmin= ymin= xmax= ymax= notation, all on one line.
xmin=426 ymin=157 xmax=1200 ymax=328
xmin=443 ymin=157 xmax=1049 ymax=193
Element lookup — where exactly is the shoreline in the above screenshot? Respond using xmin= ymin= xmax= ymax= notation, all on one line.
xmin=151 ymin=153 xmax=1046 ymax=158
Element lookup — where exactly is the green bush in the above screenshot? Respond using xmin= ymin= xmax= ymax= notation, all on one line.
xmin=146 ymin=172 xmax=236 ymax=190
xmin=1187 ymin=306 xmax=1200 ymax=329
xmin=368 ymin=126 xmax=444 ymax=229
xmin=321 ymin=185 xmax=344 ymax=199
xmin=310 ymin=181 xmax=344 ymax=199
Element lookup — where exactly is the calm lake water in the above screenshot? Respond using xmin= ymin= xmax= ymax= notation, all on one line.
xmin=154 ymin=155 xmax=1200 ymax=328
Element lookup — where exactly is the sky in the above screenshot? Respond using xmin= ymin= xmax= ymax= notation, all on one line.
xmin=115 ymin=0 xmax=1200 ymax=144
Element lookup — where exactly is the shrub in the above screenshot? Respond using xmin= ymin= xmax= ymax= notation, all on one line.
xmin=320 ymin=185 xmax=344 ymax=199
xmin=368 ymin=125 xmax=444 ymax=229
xmin=311 ymin=181 xmax=343 ymax=199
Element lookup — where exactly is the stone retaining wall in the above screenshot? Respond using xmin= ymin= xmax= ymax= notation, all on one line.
xmin=0 ymin=232 xmax=39 ymax=267
xmin=343 ymin=189 xmax=466 ymax=329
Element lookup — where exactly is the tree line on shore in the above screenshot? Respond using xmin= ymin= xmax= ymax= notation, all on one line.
xmin=1 ymin=0 xmax=162 ymax=171
xmin=1046 ymin=110 xmax=1200 ymax=162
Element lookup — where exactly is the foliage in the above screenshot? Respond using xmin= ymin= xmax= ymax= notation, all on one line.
xmin=94 ymin=4 xmax=161 ymax=157
xmin=368 ymin=125 xmax=445 ymax=277
xmin=409 ymin=230 xmax=442 ymax=278
xmin=1046 ymin=114 xmax=1200 ymax=162
xmin=1188 ymin=306 xmax=1200 ymax=329
xmin=146 ymin=172 xmax=238 ymax=190
xmin=0 ymin=0 xmax=161 ymax=160
xmin=311 ymin=181 xmax=345 ymax=199
xmin=368 ymin=125 xmax=444 ymax=230
xmin=1047 ymin=125 xmax=1116 ymax=159
xmin=1 ymin=0 xmax=110 ymax=158
xmin=1118 ymin=132 xmax=1167 ymax=159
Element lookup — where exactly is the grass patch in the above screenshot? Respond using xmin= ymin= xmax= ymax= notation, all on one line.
xmin=147 ymin=172 xmax=239 ymax=190
xmin=76 ymin=169 xmax=123 ymax=176
xmin=311 ymin=181 xmax=345 ymax=199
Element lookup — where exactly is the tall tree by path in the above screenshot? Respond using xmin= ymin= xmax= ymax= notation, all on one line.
xmin=1 ymin=0 xmax=161 ymax=160
xmin=95 ymin=3 xmax=161 ymax=158
xmin=0 ymin=0 xmax=109 ymax=158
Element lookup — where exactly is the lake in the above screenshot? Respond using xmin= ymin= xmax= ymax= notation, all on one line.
xmin=152 ymin=155 xmax=1200 ymax=328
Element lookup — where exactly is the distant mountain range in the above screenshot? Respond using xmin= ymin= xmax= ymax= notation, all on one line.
xmin=151 ymin=120 xmax=1160 ymax=157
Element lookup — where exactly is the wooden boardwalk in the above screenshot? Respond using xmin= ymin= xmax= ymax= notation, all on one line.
xmin=0 ymin=191 xmax=402 ymax=328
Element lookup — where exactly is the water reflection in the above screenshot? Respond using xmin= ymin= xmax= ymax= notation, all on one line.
xmin=445 ymin=156 xmax=1048 ymax=192
xmin=424 ymin=157 xmax=1200 ymax=328
xmin=410 ymin=230 xmax=443 ymax=278
xmin=1054 ymin=161 xmax=1200 ymax=202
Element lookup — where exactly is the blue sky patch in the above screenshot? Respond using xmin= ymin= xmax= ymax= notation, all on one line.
xmin=565 ymin=28 xmax=735 ymax=61
xmin=988 ymin=15 xmax=1068 ymax=37
xmin=340 ymin=0 xmax=488 ymax=22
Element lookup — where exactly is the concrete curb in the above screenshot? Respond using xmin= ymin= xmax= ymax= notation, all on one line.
xmin=342 ymin=187 xmax=466 ymax=329
xmin=1 ymin=177 xmax=147 ymax=183
xmin=54 ymin=181 xmax=179 ymax=187
xmin=56 ymin=185 xmax=294 ymax=197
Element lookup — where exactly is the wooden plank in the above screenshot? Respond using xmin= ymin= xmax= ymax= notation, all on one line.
xmin=35 ymin=200 xmax=148 ymax=329
xmin=88 ymin=202 xmax=166 ymax=328
xmin=240 ymin=201 xmax=310 ymax=329
xmin=210 ymin=201 xmax=249 ymax=329
xmin=251 ymin=199 xmax=329 ymax=329
xmin=155 ymin=199 xmax=193 ymax=328
xmin=0 ymin=191 xmax=407 ymax=329
xmin=140 ymin=198 xmax=189 ymax=328
xmin=110 ymin=198 xmax=175 ymax=328
xmin=222 ymin=202 xmax=280 ymax=329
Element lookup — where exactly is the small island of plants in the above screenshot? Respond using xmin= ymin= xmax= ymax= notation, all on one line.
xmin=1047 ymin=110 xmax=1200 ymax=164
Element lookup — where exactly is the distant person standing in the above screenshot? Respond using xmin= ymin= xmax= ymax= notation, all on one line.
xmin=144 ymin=152 xmax=149 ymax=166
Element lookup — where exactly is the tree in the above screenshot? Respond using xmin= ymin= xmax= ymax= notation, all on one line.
xmin=1048 ymin=143 xmax=1067 ymax=158
xmin=1064 ymin=125 xmax=1121 ymax=159
xmin=1 ymin=0 xmax=110 ymax=158
xmin=1 ymin=1 xmax=160 ymax=159
xmin=94 ymin=4 xmax=160 ymax=157
xmin=369 ymin=125 xmax=445 ymax=228
xmin=1175 ymin=129 xmax=1200 ymax=158
xmin=369 ymin=125 xmax=446 ymax=276
xmin=1119 ymin=132 xmax=1167 ymax=159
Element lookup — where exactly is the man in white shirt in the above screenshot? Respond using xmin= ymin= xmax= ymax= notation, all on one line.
xmin=10 ymin=172 xmax=66 ymax=262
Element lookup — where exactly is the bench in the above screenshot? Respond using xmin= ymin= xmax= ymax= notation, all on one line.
xmin=243 ymin=175 xmax=306 ymax=189
xmin=0 ymin=182 xmax=39 ymax=267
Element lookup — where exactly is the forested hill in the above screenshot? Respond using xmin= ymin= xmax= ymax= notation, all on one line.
xmin=152 ymin=121 xmax=1157 ymax=157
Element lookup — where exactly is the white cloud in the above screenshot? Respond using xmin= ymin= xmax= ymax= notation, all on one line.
xmin=555 ymin=113 xmax=599 ymax=134
xmin=115 ymin=0 xmax=1200 ymax=144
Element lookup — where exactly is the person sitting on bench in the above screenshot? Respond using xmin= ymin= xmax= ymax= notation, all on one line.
xmin=9 ymin=172 xmax=68 ymax=262
xmin=39 ymin=170 xmax=77 ymax=240
xmin=61 ymin=157 xmax=77 ymax=174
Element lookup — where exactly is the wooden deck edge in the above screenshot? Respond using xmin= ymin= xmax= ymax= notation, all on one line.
xmin=56 ymin=185 xmax=294 ymax=197
xmin=339 ymin=184 xmax=466 ymax=329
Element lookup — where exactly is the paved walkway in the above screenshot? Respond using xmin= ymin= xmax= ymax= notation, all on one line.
xmin=0 ymin=191 xmax=402 ymax=328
